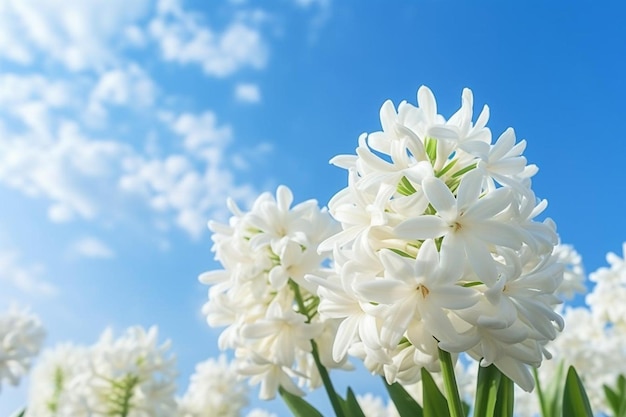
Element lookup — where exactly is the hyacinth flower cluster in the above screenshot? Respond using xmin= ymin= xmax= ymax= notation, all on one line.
xmin=311 ymin=86 xmax=565 ymax=395
xmin=26 ymin=326 xmax=178 ymax=417
xmin=9 ymin=320 xmax=276 ymax=417
xmin=199 ymin=185 xmax=342 ymax=400
xmin=0 ymin=306 xmax=45 ymax=391
xmin=177 ymin=355 xmax=249 ymax=417
xmin=512 ymin=242 xmax=626 ymax=417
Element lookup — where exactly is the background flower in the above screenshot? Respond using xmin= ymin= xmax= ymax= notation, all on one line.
xmin=200 ymin=185 xmax=341 ymax=399
xmin=0 ymin=307 xmax=45 ymax=391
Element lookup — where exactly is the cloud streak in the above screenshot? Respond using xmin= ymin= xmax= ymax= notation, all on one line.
xmin=0 ymin=250 xmax=57 ymax=297
xmin=0 ymin=0 xmax=278 ymax=238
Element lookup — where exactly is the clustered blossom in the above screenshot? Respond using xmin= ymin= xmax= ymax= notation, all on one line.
xmin=586 ymin=242 xmax=626 ymax=328
xmin=552 ymin=242 xmax=586 ymax=300
xmin=200 ymin=185 xmax=341 ymax=399
xmin=0 ymin=306 xmax=45 ymax=390
xmin=312 ymin=86 xmax=564 ymax=391
xmin=514 ymin=242 xmax=626 ymax=415
xmin=177 ymin=355 xmax=248 ymax=417
xmin=26 ymin=343 xmax=89 ymax=416
xmin=26 ymin=326 xmax=177 ymax=417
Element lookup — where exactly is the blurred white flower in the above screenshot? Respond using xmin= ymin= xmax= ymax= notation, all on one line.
xmin=317 ymin=86 xmax=563 ymax=391
xmin=200 ymin=185 xmax=341 ymax=399
xmin=529 ymin=242 xmax=626 ymax=414
xmin=0 ymin=306 xmax=45 ymax=390
xmin=26 ymin=343 xmax=89 ymax=416
xmin=72 ymin=326 xmax=178 ymax=416
xmin=587 ymin=242 xmax=626 ymax=328
xmin=552 ymin=242 xmax=586 ymax=299
xmin=177 ymin=355 xmax=248 ymax=417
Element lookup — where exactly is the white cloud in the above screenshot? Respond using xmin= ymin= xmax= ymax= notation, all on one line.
xmin=0 ymin=250 xmax=57 ymax=296
xmin=149 ymin=0 xmax=269 ymax=77
xmin=0 ymin=0 xmax=151 ymax=72
xmin=0 ymin=1 xmax=276 ymax=239
xmin=169 ymin=111 xmax=232 ymax=152
xmin=235 ymin=83 xmax=261 ymax=103
xmin=87 ymin=64 xmax=157 ymax=123
xmin=71 ymin=237 xmax=115 ymax=259
xmin=119 ymin=110 xmax=256 ymax=238
xmin=291 ymin=0 xmax=332 ymax=42
xmin=0 ymin=117 xmax=133 ymax=222
xmin=0 ymin=74 xmax=259 ymax=237
xmin=0 ymin=74 xmax=75 ymax=136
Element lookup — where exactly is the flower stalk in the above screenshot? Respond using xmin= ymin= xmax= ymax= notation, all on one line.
xmin=292 ymin=281 xmax=346 ymax=417
xmin=438 ymin=347 xmax=465 ymax=417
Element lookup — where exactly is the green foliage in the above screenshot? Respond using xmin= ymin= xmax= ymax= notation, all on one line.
xmin=496 ymin=374 xmax=514 ymax=417
xmin=421 ymin=368 xmax=451 ymax=417
xmin=562 ymin=366 xmax=594 ymax=417
xmin=535 ymin=361 xmax=566 ymax=417
xmin=473 ymin=364 xmax=502 ymax=417
xmin=603 ymin=374 xmax=626 ymax=417
xmin=10 ymin=409 xmax=26 ymax=417
xmin=383 ymin=377 xmax=424 ymax=417
xmin=279 ymin=387 xmax=324 ymax=417
xmin=339 ymin=387 xmax=367 ymax=417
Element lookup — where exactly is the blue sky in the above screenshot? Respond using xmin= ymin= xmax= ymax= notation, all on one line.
xmin=1 ymin=0 xmax=625 ymax=415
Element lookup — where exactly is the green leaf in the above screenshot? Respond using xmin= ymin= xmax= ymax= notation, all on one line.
xmin=496 ymin=373 xmax=514 ymax=417
xmin=473 ymin=363 xmax=501 ymax=417
xmin=461 ymin=401 xmax=470 ymax=417
xmin=421 ymin=367 xmax=451 ymax=417
xmin=603 ymin=374 xmax=626 ymax=417
xmin=279 ymin=387 xmax=324 ymax=417
xmin=383 ymin=377 xmax=424 ymax=417
xmin=562 ymin=366 xmax=594 ymax=417
xmin=540 ymin=360 xmax=566 ymax=417
xmin=10 ymin=409 xmax=26 ymax=417
xmin=604 ymin=384 xmax=621 ymax=415
xmin=341 ymin=387 xmax=367 ymax=417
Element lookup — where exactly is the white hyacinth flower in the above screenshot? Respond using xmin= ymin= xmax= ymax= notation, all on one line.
xmin=26 ymin=343 xmax=90 ymax=416
xmin=177 ymin=355 xmax=248 ymax=417
xmin=316 ymin=86 xmax=564 ymax=391
xmin=0 ymin=306 xmax=45 ymax=390
xmin=70 ymin=326 xmax=178 ymax=417
xmin=200 ymin=185 xmax=341 ymax=399
xmin=553 ymin=242 xmax=587 ymax=299
xmin=587 ymin=242 xmax=626 ymax=329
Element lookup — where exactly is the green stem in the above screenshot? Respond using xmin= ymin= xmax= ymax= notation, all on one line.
xmin=311 ymin=339 xmax=346 ymax=417
xmin=438 ymin=347 xmax=465 ymax=417
xmin=291 ymin=281 xmax=346 ymax=417
xmin=534 ymin=367 xmax=550 ymax=417
xmin=497 ymin=374 xmax=514 ymax=417
xmin=474 ymin=364 xmax=501 ymax=417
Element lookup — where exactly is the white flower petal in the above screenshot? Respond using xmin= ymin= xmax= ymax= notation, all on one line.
xmin=395 ymin=216 xmax=449 ymax=240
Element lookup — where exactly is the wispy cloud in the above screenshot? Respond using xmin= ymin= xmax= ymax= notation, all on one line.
xmin=0 ymin=0 xmax=275 ymax=238
xmin=0 ymin=250 xmax=57 ymax=296
xmin=148 ymin=0 xmax=269 ymax=77
xmin=87 ymin=64 xmax=157 ymax=124
xmin=235 ymin=83 xmax=261 ymax=103
xmin=0 ymin=0 xmax=151 ymax=71
xmin=70 ymin=237 xmax=116 ymax=259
